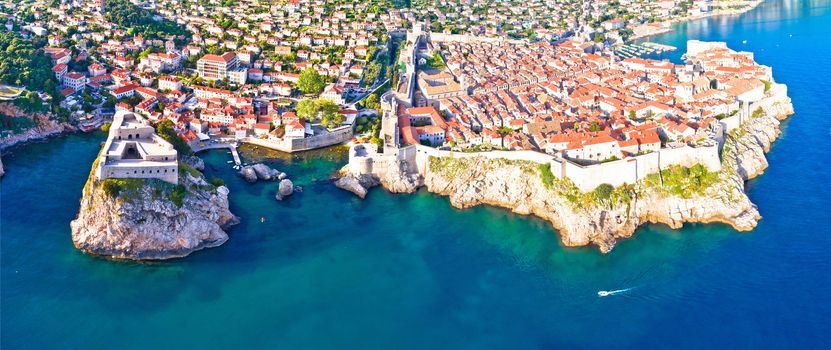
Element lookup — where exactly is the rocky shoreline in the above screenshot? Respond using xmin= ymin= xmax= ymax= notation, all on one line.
xmin=336 ymin=99 xmax=794 ymax=253
xmin=70 ymin=163 xmax=239 ymax=260
xmin=0 ymin=103 xmax=77 ymax=152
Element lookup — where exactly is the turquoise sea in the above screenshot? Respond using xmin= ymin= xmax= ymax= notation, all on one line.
xmin=2 ymin=1 xmax=831 ymax=348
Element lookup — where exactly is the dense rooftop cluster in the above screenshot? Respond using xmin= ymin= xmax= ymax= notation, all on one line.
xmin=0 ymin=0 xmax=764 ymax=151
xmin=401 ymin=40 xmax=773 ymax=164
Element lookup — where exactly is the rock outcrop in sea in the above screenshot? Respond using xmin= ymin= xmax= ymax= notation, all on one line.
xmin=337 ymin=99 xmax=794 ymax=253
xmin=276 ymin=179 xmax=294 ymax=200
xmin=237 ymin=163 xmax=286 ymax=182
xmin=70 ymin=164 xmax=239 ymax=260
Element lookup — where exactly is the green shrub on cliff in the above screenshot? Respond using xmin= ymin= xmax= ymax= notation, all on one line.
xmin=100 ymin=122 xmax=112 ymax=132
xmin=645 ymin=164 xmax=718 ymax=199
xmin=101 ymin=179 xmax=121 ymax=197
xmin=0 ymin=114 xmax=35 ymax=134
xmin=209 ymin=177 xmax=225 ymax=187
xmin=167 ymin=185 xmax=187 ymax=207
xmin=538 ymin=164 xmax=555 ymax=189
xmin=593 ymin=184 xmax=614 ymax=202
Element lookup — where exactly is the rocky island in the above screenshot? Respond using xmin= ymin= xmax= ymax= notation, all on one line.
xmin=337 ymin=39 xmax=794 ymax=253
xmin=70 ymin=111 xmax=237 ymax=260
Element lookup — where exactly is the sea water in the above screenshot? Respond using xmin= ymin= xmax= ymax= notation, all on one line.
xmin=2 ymin=1 xmax=831 ymax=348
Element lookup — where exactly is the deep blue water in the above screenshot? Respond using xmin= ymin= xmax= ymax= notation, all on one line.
xmin=2 ymin=1 xmax=831 ymax=348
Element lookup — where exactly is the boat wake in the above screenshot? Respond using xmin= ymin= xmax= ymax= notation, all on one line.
xmin=597 ymin=288 xmax=633 ymax=297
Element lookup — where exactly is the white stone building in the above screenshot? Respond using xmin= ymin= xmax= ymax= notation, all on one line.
xmin=96 ymin=111 xmax=179 ymax=184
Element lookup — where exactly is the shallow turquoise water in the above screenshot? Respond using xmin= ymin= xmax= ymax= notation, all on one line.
xmin=2 ymin=1 xmax=831 ymax=348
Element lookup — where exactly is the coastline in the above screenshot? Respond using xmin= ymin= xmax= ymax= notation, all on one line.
xmin=337 ymin=94 xmax=793 ymax=252
xmin=629 ymin=0 xmax=764 ymax=42
xmin=0 ymin=101 xmax=79 ymax=153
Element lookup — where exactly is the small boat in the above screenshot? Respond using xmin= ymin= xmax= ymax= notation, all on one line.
xmin=260 ymin=216 xmax=265 ymax=223
xmin=296 ymin=186 xmax=303 ymax=192
xmin=742 ymin=40 xmax=748 ymax=44
xmin=598 ymin=288 xmax=631 ymax=297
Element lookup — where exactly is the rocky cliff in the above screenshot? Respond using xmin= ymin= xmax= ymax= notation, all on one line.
xmin=337 ymin=98 xmax=794 ymax=253
xmin=70 ymin=164 xmax=239 ymax=260
xmin=0 ymin=103 xmax=75 ymax=151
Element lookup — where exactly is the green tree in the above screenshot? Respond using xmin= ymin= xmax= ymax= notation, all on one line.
xmin=297 ymin=67 xmax=325 ymax=95
xmin=363 ymin=93 xmax=380 ymax=111
xmin=155 ymin=119 xmax=193 ymax=155
xmin=318 ymin=99 xmax=343 ymax=129
xmin=295 ymin=98 xmax=319 ymax=121
xmin=588 ymin=120 xmax=602 ymax=132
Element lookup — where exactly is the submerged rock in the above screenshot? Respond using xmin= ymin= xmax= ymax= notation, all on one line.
xmin=70 ymin=169 xmax=239 ymax=260
xmin=276 ymin=179 xmax=294 ymax=200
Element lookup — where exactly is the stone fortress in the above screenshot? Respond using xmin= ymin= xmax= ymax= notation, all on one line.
xmin=95 ymin=111 xmax=178 ymax=184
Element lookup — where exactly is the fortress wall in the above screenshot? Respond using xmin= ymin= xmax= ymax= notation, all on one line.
xmin=562 ymin=145 xmax=720 ymax=191
xmin=397 ymin=143 xmax=720 ymax=192
xmin=99 ymin=164 xmax=179 ymax=184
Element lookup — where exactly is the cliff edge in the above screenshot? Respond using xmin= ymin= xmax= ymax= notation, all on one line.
xmin=337 ymin=98 xmax=793 ymax=253
xmin=70 ymin=162 xmax=239 ymax=260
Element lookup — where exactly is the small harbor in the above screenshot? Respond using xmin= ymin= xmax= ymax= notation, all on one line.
xmin=615 ymin=42 xmax=677 ymax=58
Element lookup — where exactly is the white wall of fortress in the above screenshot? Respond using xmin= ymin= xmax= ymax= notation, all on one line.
xmin=349 ymin=141 xmax=720 ymax=192
xmin=97 ymin=163 xmax=179 ymax=184
xmin=410 ymin=144 xmax=720 ymax=192
xmin=720 ymin=83 xmax=788 ymax=132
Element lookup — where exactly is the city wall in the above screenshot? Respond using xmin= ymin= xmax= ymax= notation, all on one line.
xmin=350 ymin=142 xmax=720 ymax=192
xmin=411 ymin=144 xmax=720 ymax=192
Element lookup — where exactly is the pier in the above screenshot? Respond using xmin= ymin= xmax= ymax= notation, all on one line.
xmin=230 ymin=144 xmax=241 ymax=165
xmin=191 ymin=141 xmax=242 ymax=165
